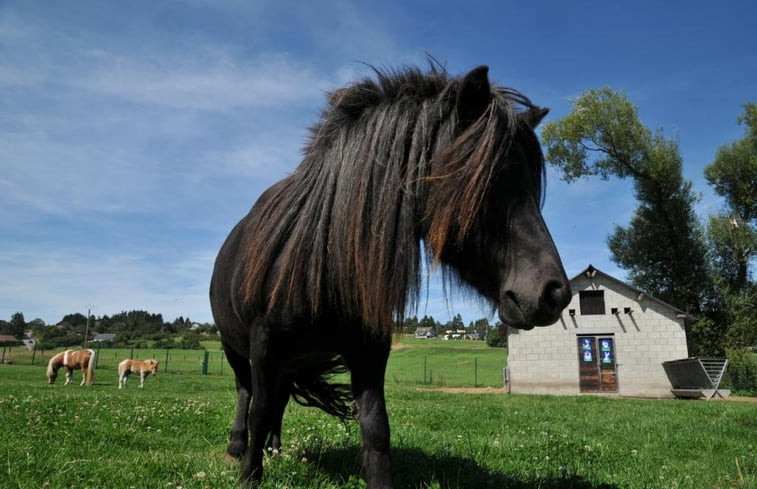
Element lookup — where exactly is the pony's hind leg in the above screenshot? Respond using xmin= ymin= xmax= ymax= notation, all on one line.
xmin=223 ymin=344 xmax=253 ymax=462
xmin=241 ymin=353 xmax=280 ymax=485
xmin=79 ymin=367 xmax=86 ymax=386
xmin=64 ymin=368 xmax=73 ymax=386
xmin=266 ymin=375 xmax=292 ymax=454
xmin=344 ymin=338 xmax=392 ymax=489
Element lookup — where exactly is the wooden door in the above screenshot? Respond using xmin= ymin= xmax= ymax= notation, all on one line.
xmin=577 ymin=336 xmax=618 ymax=393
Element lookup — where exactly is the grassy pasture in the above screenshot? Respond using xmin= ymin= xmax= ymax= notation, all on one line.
xmin=2 ymin=340 xmax=755 ymax=489
xmin=1 ymin=337 xmax=507 ymax=388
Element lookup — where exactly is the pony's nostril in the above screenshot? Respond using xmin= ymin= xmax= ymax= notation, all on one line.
xmin=542 ymin=280 xmax=571 ymax=313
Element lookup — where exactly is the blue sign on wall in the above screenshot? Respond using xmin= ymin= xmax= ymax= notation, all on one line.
xmin=600 ymin=338 xmax=614 ymax=364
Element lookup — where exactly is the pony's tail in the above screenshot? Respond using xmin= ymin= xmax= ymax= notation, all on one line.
xmin=46 ymin=354 xmax=57 ymax=384
xmin=85 ymin=349 xmax=96 ymax=385
xmin=290 ymin=357 xmax=353 ymax=421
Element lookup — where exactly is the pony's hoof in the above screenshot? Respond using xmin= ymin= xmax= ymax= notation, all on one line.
xmin=224 ymin=452 xmax=240 ymax=466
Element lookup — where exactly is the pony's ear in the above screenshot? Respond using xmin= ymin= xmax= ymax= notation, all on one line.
xmin=523 ymin=106 xmax=549 ymax=129
xmin=456 ymin=65 xmax=491 ymax=126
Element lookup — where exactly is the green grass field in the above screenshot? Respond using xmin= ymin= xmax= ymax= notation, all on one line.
xmin=0 ymin=337 xmax=508 ymax=387
xmin=2 ymin=340 xmax=755 ymax=489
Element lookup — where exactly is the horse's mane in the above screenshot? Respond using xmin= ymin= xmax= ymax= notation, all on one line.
xmin=241 ymin=64 xmax=544 ymax=334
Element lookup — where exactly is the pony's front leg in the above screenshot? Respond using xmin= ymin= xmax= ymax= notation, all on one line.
xmin=139 ymin=372 xmax=146 ymax=388
xmin=64 ymin=368 xmax=73 ymax=386
xmin=346 ymin=341 xmax=392 ymax=489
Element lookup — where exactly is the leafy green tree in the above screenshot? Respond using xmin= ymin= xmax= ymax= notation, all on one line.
xmin=541 ymin=88 xmax=712 ymax=315
xmin=61 ymin=313 xmax=87 ymax=327
xmin=486 ymin=322 xmax=507 ymax=348
xmin=448 ymin=313 xmax=464 ymax=330
xmin=402 ymin=316 xmax=419 ymax=334
xmin=704 ymin=103 xmax=756 ymax=293
xmin=418 ymin=315 xmax=437 ymax=331
xmin=27 ymin=318 xmax=46 ymax=334
xmin=9 ymin=312 xmax=26 ymax=339
xmin=703 ymin=103 xmax=757 ymax=352
xmin=471 ymin=318 xmax=490 ymax=335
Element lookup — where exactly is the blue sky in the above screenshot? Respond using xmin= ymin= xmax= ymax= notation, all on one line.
xmin=1 ymin=1 xmax=755 ymax=326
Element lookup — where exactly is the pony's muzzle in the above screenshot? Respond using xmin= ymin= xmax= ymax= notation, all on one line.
xmin=498 ymin=276 xmax=571 ymax=329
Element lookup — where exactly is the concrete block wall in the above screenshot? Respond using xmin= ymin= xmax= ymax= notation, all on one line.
xmin=507 ymin=273 xmax=689 ymax=397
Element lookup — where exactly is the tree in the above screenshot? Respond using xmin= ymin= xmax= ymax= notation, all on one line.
xmin=541 ymin=88 xmax=712 ymax=314
xmin=418 ymin=315 xmax=438 ymax=333
xmin=448 ymin=313 xmax=464 ymax=331
xmin=471 ymin=317 xmax=491 ymax=336
xmin=401 ymin=316 xmax=419 ymax=334
xmin=703 ymin=103 xmax=757 ymax=352
xmin=61 ymin=313 xmax=88 ymax=327
xmin=9 ymin=312 xmax=26 ymax=339
xmin=486 ymin=321 xmax=507 ymax=348
xmin=704 ymin=103 xmax=757 ymax=293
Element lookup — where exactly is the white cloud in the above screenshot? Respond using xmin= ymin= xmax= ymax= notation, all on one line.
xmin=72 ymin=51 xmax=337 ymax=111
xmin=0 ymin=245 xmax=215 ymax=325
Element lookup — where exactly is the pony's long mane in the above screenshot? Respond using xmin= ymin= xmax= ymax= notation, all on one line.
xmin=242 ymin=65 xmax=544 ymax=334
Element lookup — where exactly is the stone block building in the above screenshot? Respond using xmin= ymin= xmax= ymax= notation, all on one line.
xmin=506 ymin=265 xmax=693 ymax=397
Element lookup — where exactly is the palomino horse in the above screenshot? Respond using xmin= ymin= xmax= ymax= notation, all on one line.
xmin=118 ymin=358 xmax=159 ymax=388
xmin=46 ymin=348 xmax=96 ymax=386
xmin=210 ymin=64 xmax=571 ymax=487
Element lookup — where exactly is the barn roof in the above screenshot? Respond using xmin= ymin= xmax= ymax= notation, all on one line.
xmin=572 ymin=264 xmax=698 ymax=322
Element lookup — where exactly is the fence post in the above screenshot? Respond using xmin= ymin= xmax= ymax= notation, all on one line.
xmin=474 ymin=357 xmax=478 ymax=388
xmin=32 ymin=343 xmax=37 ymax=365
xmin=130 ymin=347 xmax=134 ymax=359
xmin=95 ymin=343 xmax=101 ymax=368
xmin=164 ymin=348 xmax=170 ymax=373
xmin=201 ymin=350 xmax=209 ymax=375
xmin=1 ymin=345 xmax=5 ymax=363
xmin=423 ymin=356 xmax=427 ymax=384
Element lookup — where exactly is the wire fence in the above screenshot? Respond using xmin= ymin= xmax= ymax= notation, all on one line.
xmin=2 ymin=340 xmax=511 ymax=389
xmin=1 ymin=344 xmax=232 ymax=377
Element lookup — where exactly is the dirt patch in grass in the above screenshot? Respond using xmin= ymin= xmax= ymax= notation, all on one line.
xmin=416 ymin=386 xmax=505 ymax=394
xmin=416 ymin=387 xmax=757 ymax=401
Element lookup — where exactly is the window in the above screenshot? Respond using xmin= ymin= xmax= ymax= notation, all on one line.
xmin=579 ymin=290 xmax=605 ymax=315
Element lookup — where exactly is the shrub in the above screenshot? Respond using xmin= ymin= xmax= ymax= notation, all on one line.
xmin=485 ymin=327 xmax=507 ymax=348
xmin=724 ymin=347 xmax=757 ymax=396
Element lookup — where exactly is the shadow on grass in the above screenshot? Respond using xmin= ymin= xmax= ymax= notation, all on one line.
xmin=315 ymin=445 xmax=618 ymax=489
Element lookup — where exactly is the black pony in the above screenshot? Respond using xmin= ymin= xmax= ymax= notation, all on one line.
xmin=210 ymin=64 xmax=571 ymax=488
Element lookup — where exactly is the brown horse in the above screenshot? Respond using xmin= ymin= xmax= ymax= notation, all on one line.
xmin=46 ymin=349 xmax=96 ymax=385
xmin=118 ymin=358 xmax=159 ymax=388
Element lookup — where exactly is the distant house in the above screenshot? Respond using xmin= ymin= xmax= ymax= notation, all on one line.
xmin=506 ymin=265 xmax=693 ymax=398
xmin=414 ymin=327 xmax=437 ymax=339
xmin=443 ymin=329 xmax=467 ymax=340
xmin=91 ymin=333 xmax=116 ymax=343
xmin=0 ymin=335 xmax=19 ymax=346
xmin=465 ymin=331 xmax=484 ymax=340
